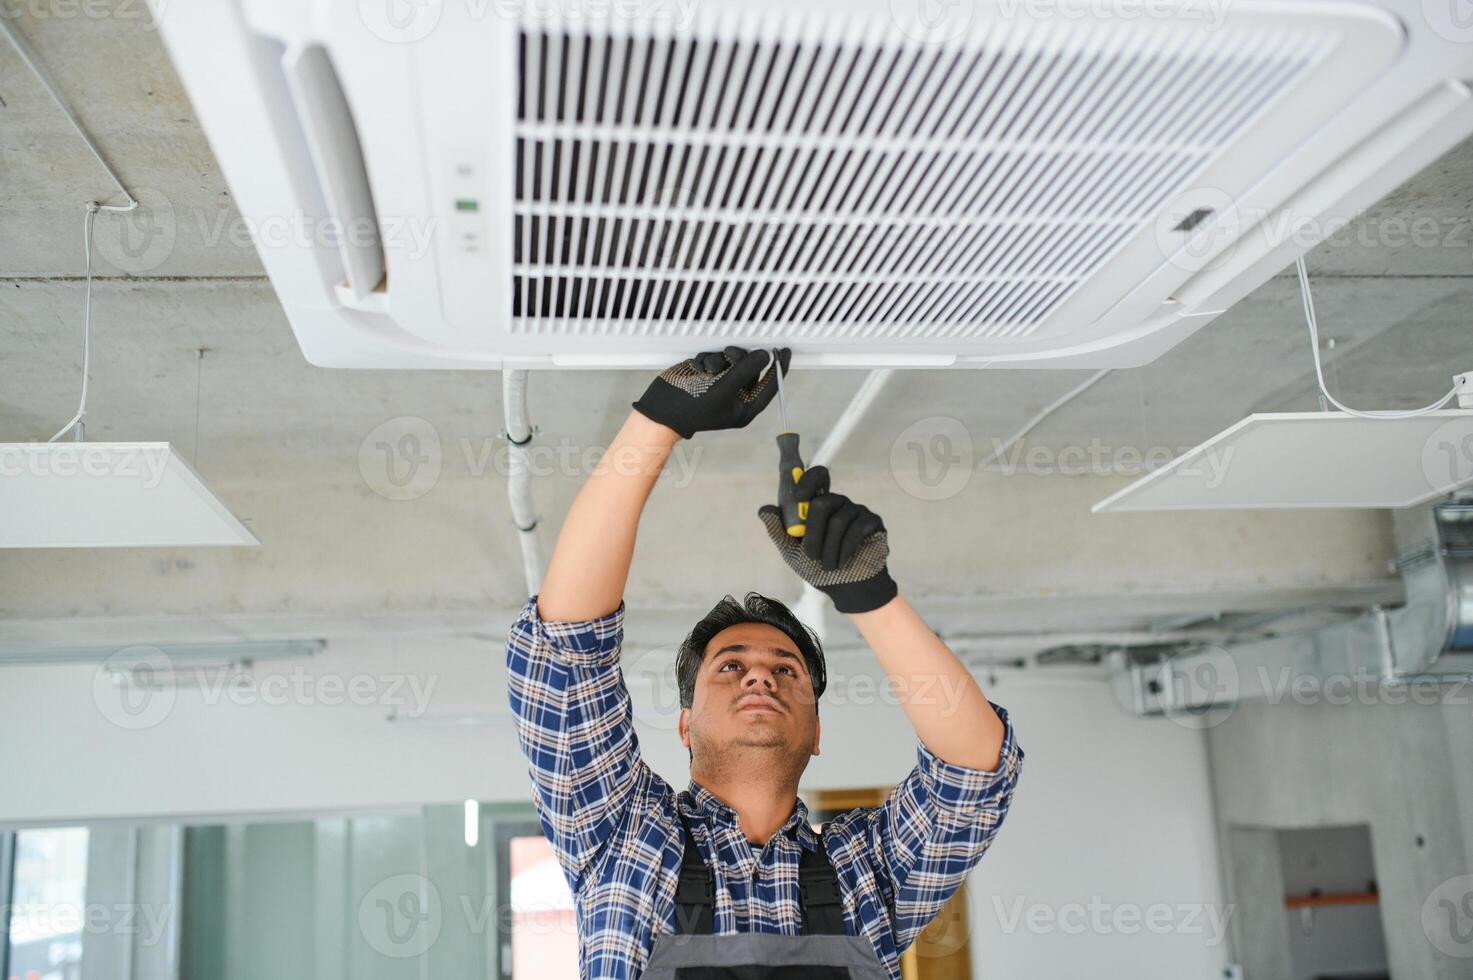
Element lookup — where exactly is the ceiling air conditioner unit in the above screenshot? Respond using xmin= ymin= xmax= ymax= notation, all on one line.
xmin=152 ymin=0 xmax=1473 ymax=370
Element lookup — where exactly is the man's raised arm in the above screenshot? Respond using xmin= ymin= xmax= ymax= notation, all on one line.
xmin=758 ymin=464 xmax=1022 ymax=951
xmin=757 ymin=461 xmax=1006 ymax=770
xmin=537 ymin=346 xmax=789 ymax=621
xmin=507 ymin=348 xmax=789 ymax=887
xmin=504 ymin=408 xmax=678 ymax=889
xmin=535 ymin=410 xmax=682 ymax=622
xmin=849 ymin=595 xmax=1005 ymax=771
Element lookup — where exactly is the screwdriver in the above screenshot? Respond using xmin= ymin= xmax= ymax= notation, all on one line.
xmin=771 ymin=348 xmax=807 ymax=538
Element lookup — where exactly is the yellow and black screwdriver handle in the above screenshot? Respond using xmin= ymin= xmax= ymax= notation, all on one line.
xmin=776 ymin=431 xmax=807 ymax=537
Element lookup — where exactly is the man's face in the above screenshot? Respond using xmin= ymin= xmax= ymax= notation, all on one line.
xmin=679 ymin=622 xmax=821 ymax=763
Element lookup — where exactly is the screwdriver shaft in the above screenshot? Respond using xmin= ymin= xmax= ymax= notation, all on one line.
xmin=772 ymin=348 xmax=790 ymax=431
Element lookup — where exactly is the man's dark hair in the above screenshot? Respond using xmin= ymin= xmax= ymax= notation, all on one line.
xmin=676 ymin=592 xmax=826 ymax=714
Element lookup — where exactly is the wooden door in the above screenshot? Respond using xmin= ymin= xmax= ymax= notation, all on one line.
xmin=805 ymin=788 xmax=973 ymax=980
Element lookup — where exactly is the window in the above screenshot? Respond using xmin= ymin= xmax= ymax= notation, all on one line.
xmin=5 ymin=828 xmax=89 ymax=980
xmin=494 ymin=822 xmax=578 ymax=979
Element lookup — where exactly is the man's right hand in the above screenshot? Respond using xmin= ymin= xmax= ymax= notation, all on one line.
xmin=631 ymin=346 xmax=791 ymax=439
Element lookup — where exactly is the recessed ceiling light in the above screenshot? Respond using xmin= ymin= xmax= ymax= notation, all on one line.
xmin=0 ymin=442 xmax=258 ymax=548
xmin=1093 ymin=412 xmax=1473 ymax=512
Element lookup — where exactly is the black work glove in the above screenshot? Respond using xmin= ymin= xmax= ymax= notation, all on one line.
xmin=758 ymin=465 xmax=898 ymax=614
xmin=632 ymin=347 xmax=791 ymax=439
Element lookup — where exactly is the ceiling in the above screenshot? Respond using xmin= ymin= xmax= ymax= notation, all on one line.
xmin=1 ymin=7 xmax=1467 ymax=651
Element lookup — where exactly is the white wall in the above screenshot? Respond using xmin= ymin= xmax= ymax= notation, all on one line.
xmin=1207 ymin=697 xmax=1473 ymax=980
xmin=0 ymin=622 xmax=1227 ymax=978
xmin=958 ymin=681 xmax=1231 ymax=979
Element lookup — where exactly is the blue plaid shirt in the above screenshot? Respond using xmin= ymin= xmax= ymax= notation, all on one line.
xmin=506 ymin=594 xmax=1023 ymax=980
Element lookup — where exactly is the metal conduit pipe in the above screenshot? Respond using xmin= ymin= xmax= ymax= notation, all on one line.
xmin=502 ymin=370 xmax=545 ymax=597
xmin=1121 ymin=497 xmax=1473 ymax=717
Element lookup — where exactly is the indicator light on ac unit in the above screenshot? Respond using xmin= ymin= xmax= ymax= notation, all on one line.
xmin=455 ymin=199 xmax=479 ymax=212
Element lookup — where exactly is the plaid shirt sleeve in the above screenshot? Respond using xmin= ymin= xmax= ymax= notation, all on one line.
xmin=505 ymin=594 xmax=645 ymax=891
xmin=848 ymin=702 xmax=1023 ymax=953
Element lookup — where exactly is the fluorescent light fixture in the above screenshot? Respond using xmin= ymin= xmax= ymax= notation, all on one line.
xmin=1093 ymin=411 xmax=1473 ymax=512
xmin=464 ymin=800 xmax=480 ymax=848
xmin=0 ymin=442 xmax=257 ymax=548
xmin=383 ymin=711 xmax=511 ymax=727
xmin=0 ymin=640 xmax=324 ymax=668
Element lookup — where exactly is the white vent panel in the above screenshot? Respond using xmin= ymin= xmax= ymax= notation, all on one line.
xmin=510 ymin=18 xmax=1337 ymax=341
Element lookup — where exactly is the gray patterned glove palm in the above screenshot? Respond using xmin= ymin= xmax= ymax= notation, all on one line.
xmin=758 ymin=465 xmax=898 ymax=614
xmin=632 ymin=346 xmax=791 ymax=439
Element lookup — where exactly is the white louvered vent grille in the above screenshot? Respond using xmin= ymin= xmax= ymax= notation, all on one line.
xmin=511 ymin=19 xmax=1338 ymax=340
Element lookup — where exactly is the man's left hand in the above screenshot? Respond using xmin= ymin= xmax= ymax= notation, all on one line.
xmin=758 ymin=465 xmax=898 ymax=614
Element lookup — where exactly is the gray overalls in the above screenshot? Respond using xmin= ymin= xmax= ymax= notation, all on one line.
xmin=637 ymin=813 xmax=891 ymax=980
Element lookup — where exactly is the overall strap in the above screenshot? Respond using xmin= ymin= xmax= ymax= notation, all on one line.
xmin=674 ymin=811 xmax=714 ymax=935
xmin=798 ymin=828 xmax=847 ymax=936
xmin=673 ymin=811 xmax=847 ymax=937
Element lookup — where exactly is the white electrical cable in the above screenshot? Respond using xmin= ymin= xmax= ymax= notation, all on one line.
xmin=48 ymin=204 xmax=101 ymax=442
xmin=0 ymin=17 xmax=137 ymax=212
xmin=1295 ymin=257 xmax=1458 ymax=419
xmin=4 ymin=15 xmax=141 ymax=442
xmin=978 ymin=368 xmax=1112 ymax=470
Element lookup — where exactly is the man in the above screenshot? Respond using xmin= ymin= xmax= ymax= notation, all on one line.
xmin=506 ymin=347 xmax=1023 ymax=980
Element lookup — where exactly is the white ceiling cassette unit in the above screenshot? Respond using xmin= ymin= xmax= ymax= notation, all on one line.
xmin=154 ymin=0 xmax=1473 ymax=369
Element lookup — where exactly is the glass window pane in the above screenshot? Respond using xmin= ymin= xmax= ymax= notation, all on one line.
xmin=7 ymin=828 xmax=89 ymax=980
xmin=508 ymin=834 xmax=577 ymax=979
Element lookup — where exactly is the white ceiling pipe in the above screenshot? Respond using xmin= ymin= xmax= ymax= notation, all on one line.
xmin=793 ymin=370 xmax=897 ymax=643
xmin=795 ymin=367 xmax=1105 ymax=640
xmin=809 ymin=370 xmax=896 ymax=470
xmin=502 ymin=370 xmax=545 ymax=597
